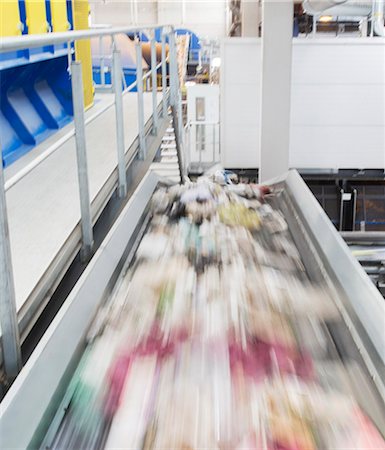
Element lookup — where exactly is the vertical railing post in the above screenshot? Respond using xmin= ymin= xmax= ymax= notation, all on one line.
xmin=171 ymin=105 xmax=185 ymax=184
xmin=70 ymin=61 xmax=94 ymax=261
xmin=168 ymin=29 xmax=186 ymax=181
xmin=168 ymin=30 xmax=177 ymax=108
xmin=0 ymin=163 xmax=22 ymax=381
xmin=339 ymin=189 xmax=345 ymax=232
xmin=168 ymin=30 xmax=184 ymax=147
xmin=151 ymin=35 xmax=158 ymax=135
xmin=161 ymin=30 xmax=168 ymax=118
xmin=352 ymin=189 xmax=357 ymax=231
xmin=112 ymin=49 xmax=127 ymax=197
xmin=135 ymin=37 xmax=146 ymax=159
xmin=99 ymin=36 xmax=105 ymax=87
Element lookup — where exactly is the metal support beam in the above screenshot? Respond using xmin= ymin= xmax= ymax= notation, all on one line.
xmin=0 ymin=163 xmax=22 ymax=380
xmin=70 ymin=61 xmax=94 ymax=261
xmin=151 ymin=37 xmax=158 ymax=135
xmin=168 ymin=31 xmax=184 ymax=153
xmin=99 ymin=36 xmax=105 ymax=87
xmin=168 ymin=31 xmax=177 ymax=108
xmin=112 ymin=49 xmax=127 ymax=198
xmin=171 ymin=105 xmax=185 ymax=184
xmin=135 ymin=39 xmax=146 ymax=159
xmin=161 ymin=31 xmax=168 ymax=117
xmin=259 ymin=0 xmax=293 ymax=183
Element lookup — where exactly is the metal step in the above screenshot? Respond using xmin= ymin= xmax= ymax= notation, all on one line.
xmin=162 ymin=136 xmax=176 ymax=142
xmin=160 ymin=150 xmax=177 ymax=156
xmin=161 ymin=143 xmax=177 ymax=150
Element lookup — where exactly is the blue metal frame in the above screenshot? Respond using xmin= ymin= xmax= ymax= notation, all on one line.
xmin=0 ymin=1 xmax=75 ymax=167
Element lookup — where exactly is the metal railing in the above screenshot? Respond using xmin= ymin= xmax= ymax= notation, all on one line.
xmin=0 ymin=24 xmax=184 ymax=382
xmin=184 ymin=120 xmax=221 ymax=172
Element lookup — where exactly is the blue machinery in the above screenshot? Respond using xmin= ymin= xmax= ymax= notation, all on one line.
xmin=91 ymin=27 xmax=201 ymax=91
xmin=0 ymin=0 xmax=93 ymax=167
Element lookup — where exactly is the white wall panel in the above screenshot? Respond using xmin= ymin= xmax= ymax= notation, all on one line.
xmin=291 ymin=85 xmax=384 ymax=126
xmin=184 ymin=1 xmax=226 ymax=39
xmin=221 ymin=39 xmax=261 ymax=168
xmin=290 ymin=126 xmax=384 ymax=169
xmin=220 ymin=38 xmax=385 ymax=169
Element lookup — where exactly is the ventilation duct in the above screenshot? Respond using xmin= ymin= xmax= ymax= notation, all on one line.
xmin=303 ymin=0 xmax=371 ymax=16
xmin=303 ymin=0 xmax=385 ymax=35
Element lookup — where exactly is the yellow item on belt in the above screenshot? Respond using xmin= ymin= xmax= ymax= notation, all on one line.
xmin=218 ymin=203 xmax=261 ymax=230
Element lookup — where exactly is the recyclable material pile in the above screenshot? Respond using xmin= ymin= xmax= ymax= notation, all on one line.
xmin=44 ymin=180 xmax=385 ymax=450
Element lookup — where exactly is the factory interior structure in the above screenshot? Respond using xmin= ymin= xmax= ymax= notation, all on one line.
xmin=0 ymin=0 xmax=385 ymax=448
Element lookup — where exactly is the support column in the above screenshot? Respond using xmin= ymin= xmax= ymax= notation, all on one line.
xmin=71 ymin=61 xmax=94 ymax=261
xmin=0 ymin=163 xmax=22 ymax=380
xmin=112 ymin=49 xmax=127 ymax=198
xmin=259 ymin=0 xmax=293 ymax=183
xmin=135 ymin=38 xmax=146 ymax=159
xmin=151 ymin=36 xmax=158 ymax=135
xmin=161 ymin=30 xmax=168 ymax=117
xmin=168 ymin=31 xmax=184 ymax=150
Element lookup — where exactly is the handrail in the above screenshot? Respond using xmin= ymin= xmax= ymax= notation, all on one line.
xmin=0 ymin=25 xmax=173 ymax=53
xmin=0 ymin=23 xmax=184 ymax=383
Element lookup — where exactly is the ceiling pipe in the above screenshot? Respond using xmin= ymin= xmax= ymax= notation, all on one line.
xmin=303 ymin=0 xmax=384 ymax=34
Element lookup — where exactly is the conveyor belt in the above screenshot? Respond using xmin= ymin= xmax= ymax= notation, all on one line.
xmin=1 ymin=171 xmax=384 ymax=449
xmin=39 ymin=178 xmax=385 ymax=449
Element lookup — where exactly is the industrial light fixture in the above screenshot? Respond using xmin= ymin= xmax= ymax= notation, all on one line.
xmin=319 ymin=15 xmax=334 ymax=22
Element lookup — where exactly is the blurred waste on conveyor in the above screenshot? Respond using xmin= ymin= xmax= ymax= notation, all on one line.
xmin=43 ymin=175 xmax=385 ymax=450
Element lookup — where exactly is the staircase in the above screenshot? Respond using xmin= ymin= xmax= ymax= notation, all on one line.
xmin=151 ymin=121 xmax=182 ymax=184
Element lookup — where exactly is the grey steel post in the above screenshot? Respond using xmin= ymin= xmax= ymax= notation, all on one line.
xmin=168 ymin=31 xmax=177 ymax=107
xmin=339 ymin=189 xmax=345 ymax=231
xmin=135 ymin=39 xmax=146 ymax=159
xmin=0 ymin=162 xmax=22 ymax=380
xmin=112 ymin=49 xmax=127 ymax=197
xmin=161 ymin=31 xmax=168 ymax=117
xmin=99 ymin=36 xmax=105 ymax=87
xmin=151 ymin=37 xmax=158 ymax=135
xmin=171 ymin=104 xmax=185 ymax=184
xmin=352 ymin=189 xmax=357 ymax=231
xmin=70 ymin=61 xmax=94 ymax=261
xmin=168 ymin=31 xmax=184 ymax=151
xmin=370 ymin=0 xmax=375 ymax=36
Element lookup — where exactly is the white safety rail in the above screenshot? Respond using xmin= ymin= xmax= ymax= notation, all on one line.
xmin=0 ymin=25 xmax=185 ymax=383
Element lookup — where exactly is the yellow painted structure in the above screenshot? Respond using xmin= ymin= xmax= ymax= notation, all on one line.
xmin=50 ymin=0 xmax=69 ymax=32
xmin=0 ymin=0 xmax=22 ymax=36
xmin=72 ymin=0 xmax=94 ymax=108
xmin=25 ymin=0 xmax=48 ymax=34
xmin=0 ymin=0 xmax=93 ymax=108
